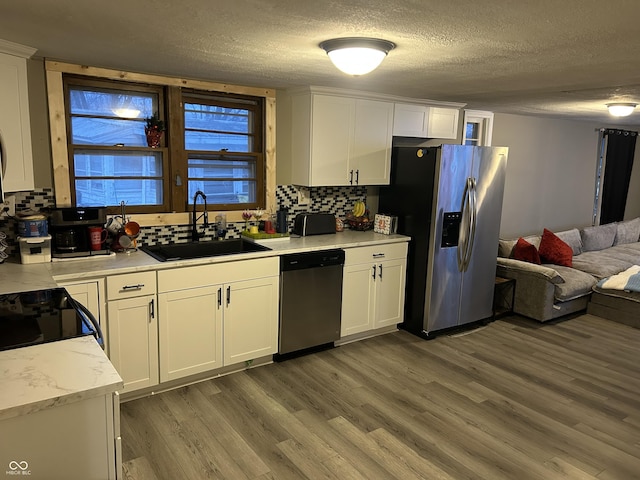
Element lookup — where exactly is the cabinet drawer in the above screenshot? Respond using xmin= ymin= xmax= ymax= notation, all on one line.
xmin=157 ymin=257 xmax=279 ymax=293
xmin=106 ymin=271 xmax=157 ymax=300
xmin=344 ymin=242 xmax=408 ymax=266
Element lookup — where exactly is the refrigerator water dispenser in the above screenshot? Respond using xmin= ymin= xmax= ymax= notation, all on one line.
xmin=441 ymin=212 xmax=462 ymax=247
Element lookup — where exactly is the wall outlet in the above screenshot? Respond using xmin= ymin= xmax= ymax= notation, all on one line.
xmin=1 ymin=195 xmax=16 ymax=217
xmin=295 ymin=186 xmax=310 ymax=206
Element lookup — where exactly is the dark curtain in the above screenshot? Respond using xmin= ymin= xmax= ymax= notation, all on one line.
xmin=600 ymin=129 xmax=638 ymax=224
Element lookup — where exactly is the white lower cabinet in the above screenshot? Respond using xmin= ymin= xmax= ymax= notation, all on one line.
xmin=223 ymin=276 xmax=279 ymax=365
xmin=0 ymin=392 xmax=121 ymax=479
xmin=157 ymin=257 xmax=279 ymax=383
xmin=106 ymin=272 xmax=158 ymax=393
xmin=341 ymin=243 xmax=408 ymax=337
xmin=58 ymin=278 xmax=107 ymax=350
xmin=58 ymin=280 xmax=100 ymax=319
xmin=341 ymin=262 xmax=377 ymax=336
xmin=158 ymin=285 xmax=223 ymax=382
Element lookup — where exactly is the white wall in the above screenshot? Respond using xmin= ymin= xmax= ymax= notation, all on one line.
xmin=493 ymin=114 xmax=603 ymax=238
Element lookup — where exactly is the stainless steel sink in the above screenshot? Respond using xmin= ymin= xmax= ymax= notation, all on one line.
xmin=141 ymin=239 xmax=271 ymax=262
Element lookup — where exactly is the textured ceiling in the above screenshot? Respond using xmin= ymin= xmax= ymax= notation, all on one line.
xmin=2 ymin=0 xmax=640 ymax=125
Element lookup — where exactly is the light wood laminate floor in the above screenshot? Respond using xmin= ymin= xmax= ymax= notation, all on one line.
xmin=120 ymin=313 xmax=640 ymax=479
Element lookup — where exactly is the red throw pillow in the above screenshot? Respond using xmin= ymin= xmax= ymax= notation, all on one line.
xmin=538 ymin=228 xmax=573 ymax=267
xmin=512 ymin=237 xmax=541 ymax=264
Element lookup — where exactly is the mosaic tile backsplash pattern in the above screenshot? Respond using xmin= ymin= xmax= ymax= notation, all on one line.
xmin=0 ymin=186 xmax=367 ymax=255
xmin=0 ymin=188 xmax=56 ymax=256
xmin=138 ymin=185 xmax=367 ymax=246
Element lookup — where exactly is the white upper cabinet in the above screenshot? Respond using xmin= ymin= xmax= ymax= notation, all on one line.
xmin=352 ymin=99 xmax=394 ymax=185
xmin=307 ymin=94 xmax=354 ymax=186
xmin=393 ymin=103 xmax=429 ymax=137
xmin=277 ymin=87 xmax=465 ymax=186
xmin=428 ymin=106 xmax=460 ymax=139
xmin=0 ymin=40 xmax=36 ymax=192
xmin=393 ymin=103 xmax=461 ymax=140
xmin=279 ymin=88 xmax=393 ymax=187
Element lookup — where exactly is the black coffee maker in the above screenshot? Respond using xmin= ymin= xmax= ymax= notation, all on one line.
xmin=49 ymin=207 xmax=108 ymax=258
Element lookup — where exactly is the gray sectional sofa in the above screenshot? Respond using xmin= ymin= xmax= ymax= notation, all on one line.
xmin=496 ymin=218 xmax=640 ymax=322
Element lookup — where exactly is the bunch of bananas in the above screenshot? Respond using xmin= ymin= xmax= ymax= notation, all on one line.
xmin=351 ymin=200 xmax=367 ymax=218
xmin=346 ymin=200 xmax=372 ymax=230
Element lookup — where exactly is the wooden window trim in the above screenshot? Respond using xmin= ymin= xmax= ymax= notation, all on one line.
xmin=45 ymin=61 xmax=276 ymax=226
xmin=179 ymin=90 xmax=265 ymax=212
xmin=64 ymin=76 xmax=170 ymax=214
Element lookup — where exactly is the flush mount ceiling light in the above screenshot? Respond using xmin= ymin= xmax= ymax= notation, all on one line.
xmin=319 ymin=37 xmax=396 ymax=76
xmin=607 ymin=103 xmax=637 ymax=117
xmin=112 ymin=108 xmax=141 ymax=118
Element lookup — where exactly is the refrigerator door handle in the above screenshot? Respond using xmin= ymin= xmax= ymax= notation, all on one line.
xmin=463 ymin=178 xmax=478 ymax=271
xmin=457 ymin=177 xmax=471 ymax=271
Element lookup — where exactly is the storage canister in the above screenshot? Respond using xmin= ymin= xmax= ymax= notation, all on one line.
xmin=18 ymin=235 xmax=52 ymax=264
xmin=18 ymin=214 xmax=48 ymax=237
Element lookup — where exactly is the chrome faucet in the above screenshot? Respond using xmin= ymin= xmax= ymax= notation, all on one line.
xmin=191 ymin=190 xmax=208 ymax=242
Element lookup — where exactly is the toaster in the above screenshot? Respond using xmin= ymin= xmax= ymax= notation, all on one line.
xmin=292 ymin=213 xmax=336 ymax=236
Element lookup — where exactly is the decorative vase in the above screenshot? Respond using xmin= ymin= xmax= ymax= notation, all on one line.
xmin=145 ymin=127 xmax=163 ymax=148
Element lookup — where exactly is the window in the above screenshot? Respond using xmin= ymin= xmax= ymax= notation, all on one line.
xmin=62 ymin=75 xmax=265 ymax=214
xmin=462 ymin=110 xmax=494 ymax=146
xmin=183 ymin=92 xmax=264 ymax=209
xmin=65 ymin=77 xmax=168 ymax=212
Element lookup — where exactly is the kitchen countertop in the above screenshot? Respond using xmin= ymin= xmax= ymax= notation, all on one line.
xmin=0 ymin=262 xmax=58 ymax=295
xmin=46 ymin=230 xmax=410 ymax=282
xmin=0 ymin=231 xmax=406 ymax=421
xmin=0 ymin=336 xmax=123 ymax=421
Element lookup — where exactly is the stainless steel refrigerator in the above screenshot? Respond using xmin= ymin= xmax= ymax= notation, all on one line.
xmin=379 ymin=144 xmax=508 ymax=337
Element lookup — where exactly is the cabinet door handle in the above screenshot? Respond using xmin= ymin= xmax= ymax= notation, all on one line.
xmin=217 ymin=287 xmax=222 ymax=308
xmin=355 ymin=169 xmax=359 ymax=184
xmin=226 ymin=286 xmax=231 ymax=306
xmin=349 ymin=170 xmax=354 ymax=185
xmin=149 ymin=299 xmax=155 ymax=321
xmin=372 ymin=265 xmax=376 ymax=280
xmin=122 ymin=284 xmax=144 ymax=291
xmin=378 ymin=264 xmax=383 ymax=279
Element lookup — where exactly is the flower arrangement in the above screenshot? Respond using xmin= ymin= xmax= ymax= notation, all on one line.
xmin=145 ymin=112 xmax=165 ymax=132
xmin=144 ymin=112 xmax=165 ymax=147
xmin=242 ymin=210 xmax=252 ymax=231
xmin=253 ymin=209 xmax=265 ymax=221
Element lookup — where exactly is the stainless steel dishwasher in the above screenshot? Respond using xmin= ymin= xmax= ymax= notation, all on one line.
xmin=277 ymin=249 xmax=345 ymax=358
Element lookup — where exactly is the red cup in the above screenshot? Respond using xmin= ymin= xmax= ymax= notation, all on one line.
xmin=264 ymin=220 xmax=276 ymax=234
xmin=88 ymin=226 xmax=108 ymax=251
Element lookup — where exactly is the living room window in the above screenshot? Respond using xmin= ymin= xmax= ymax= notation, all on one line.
xmin=61 ymin=74 xmax=266 ymax=215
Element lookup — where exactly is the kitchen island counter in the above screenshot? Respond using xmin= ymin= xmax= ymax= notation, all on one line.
xmin=0 ymin=262 xmax=58 ymax=294
xmin=0 ymin=336 xmax=123 ymax=421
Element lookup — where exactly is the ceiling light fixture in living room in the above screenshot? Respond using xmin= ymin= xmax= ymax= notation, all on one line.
xmin=607 ymin=103 xmax=637 ymax=117
xmin=319 ymin=37 xmax=395 ymax=76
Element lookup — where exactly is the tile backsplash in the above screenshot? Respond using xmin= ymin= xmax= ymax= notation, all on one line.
xmin=0 ymin=185 xmax=366 ymax=254
xmin=139 ymin=185 xmax=367 ymax=246
xmin=0 ymin=188 xmax=55 ymax=256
